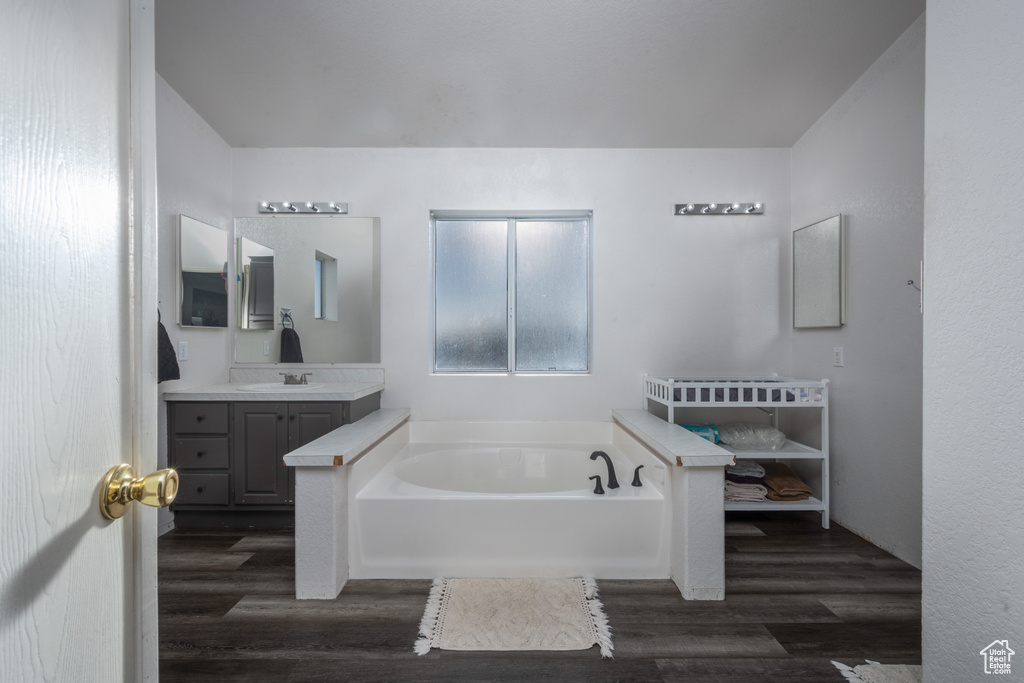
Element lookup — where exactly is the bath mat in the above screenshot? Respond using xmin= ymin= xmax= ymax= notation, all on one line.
xmin=414 ymin=577 xmax=613 ymax=658
xmin=832 ymin=660 xmax=922 ymax=683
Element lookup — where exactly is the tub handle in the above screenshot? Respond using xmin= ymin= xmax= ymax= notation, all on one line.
xmin=632 ymin=465 xmax=645 ymax=487
xmin=589 ymin=475 xmax=605 ymax=495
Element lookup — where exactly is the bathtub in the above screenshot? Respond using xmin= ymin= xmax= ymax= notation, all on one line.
xmin=348 ymin=423 xmax=671 ymax=579
xmin=287 ymin=411 xmax=731 ymax=600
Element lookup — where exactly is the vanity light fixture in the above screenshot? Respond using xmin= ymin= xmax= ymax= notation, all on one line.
xmin=259 ymin=201 xmax=350 ymax=214
xmin=673 ymin=202 xmax=765 ymax=216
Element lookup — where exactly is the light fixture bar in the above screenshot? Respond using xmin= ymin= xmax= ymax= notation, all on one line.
xmin=259 ymin=201 xmax=349 ymax=214
xmin=674 ymin=202 xmax=763 ymax=216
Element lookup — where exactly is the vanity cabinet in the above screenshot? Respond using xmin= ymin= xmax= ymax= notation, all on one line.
xmin=232 ymin=403 xmax=294 ymax=506
xmin=233 ymin=402 xmax=343 ymax=505
xmin=169 ymin=393 xmax=380 ymax=528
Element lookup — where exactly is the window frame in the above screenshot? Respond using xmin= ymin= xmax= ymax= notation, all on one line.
xmin=430 ymin=210 xmax=593 ymax=375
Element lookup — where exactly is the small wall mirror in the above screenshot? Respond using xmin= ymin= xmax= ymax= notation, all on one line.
xmin=178 ymin=215 xmax=228 ymax=328
xmin=234 ymin=215 xmax=381 ymax=363
xmin=793 ymin=214 xmax=845 ymax=328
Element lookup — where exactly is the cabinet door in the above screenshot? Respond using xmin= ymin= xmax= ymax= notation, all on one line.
xmin=287 ymin=402 xmax=344 ymax=450
xmin=286 ymin=403 xmax=343 ymax=501
xmin=233 ymin=402 xmax=289 ymax=505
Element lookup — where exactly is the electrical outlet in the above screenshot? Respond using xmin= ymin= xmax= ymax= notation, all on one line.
xmin=264 ymin=340 xmax=270 ymax=355
xmin=833 ymin=346 xmax=844 ymax=367
xmin=177 ymin=341 xmax=188 ymax=361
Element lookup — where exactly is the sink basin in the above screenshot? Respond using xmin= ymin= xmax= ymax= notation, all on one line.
xmin=236 ymin=383 xmax=326 ymax=392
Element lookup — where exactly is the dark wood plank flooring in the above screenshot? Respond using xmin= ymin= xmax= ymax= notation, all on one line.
xmin=159 ymin=512 xmax=920 ymax=682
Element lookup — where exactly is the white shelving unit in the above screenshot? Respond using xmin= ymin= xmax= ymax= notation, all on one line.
xmin=643 ymin=374 xmax=830 ymax=528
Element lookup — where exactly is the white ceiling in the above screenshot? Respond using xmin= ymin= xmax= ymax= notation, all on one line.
xmin=155 ymin=0 xmax=924 ymax=148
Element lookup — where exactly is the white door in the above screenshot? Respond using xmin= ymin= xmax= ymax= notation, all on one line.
xmin=0 ymin=1 xmax=159 ymax=681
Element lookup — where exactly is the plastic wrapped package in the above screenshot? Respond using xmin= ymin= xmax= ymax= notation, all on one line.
xmin=716 ymin=423 xmax=787 ymax=451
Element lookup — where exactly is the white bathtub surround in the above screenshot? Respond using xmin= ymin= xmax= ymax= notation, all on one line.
xmin=612 ymin=409 xmax=735 ymax=600
xmin=284 ymin=409 xmax=410 ymax=598
xmin=293 ymin=466 xmax=348 ymax=600
xmin=285 ymin=410 xmax=733 ymax=600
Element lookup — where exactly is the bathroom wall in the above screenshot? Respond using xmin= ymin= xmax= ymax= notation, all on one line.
xmin=790 ymin=17 xmax=924 ymax=567
xmin=231 ymin=147 xmax=792 ymax=421
xmin=923 ymin=2 xmax=1024 ymax=679
xmin=155 ymin=74 xmax=233 ymax=529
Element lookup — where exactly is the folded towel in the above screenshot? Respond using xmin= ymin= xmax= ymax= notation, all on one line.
xmin=725 ymin=481 xmax=768 ymax=502
xmin=763 ymin=462 xmax=813 ymax=501
xmin=726 ymin=472 xmax=764 ymax=486
xmin=727 ymin=459 xmax=765 ymax=478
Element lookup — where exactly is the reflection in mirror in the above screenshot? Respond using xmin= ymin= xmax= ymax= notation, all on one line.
xmin=793 ymin=214 xmax=845 ymax=328
xmin=237 ymin=237 xmax=275 ymax=330
xmin=179 ymin=215 xmax=228 ymax=328
xmin=234 ymin=216 xmax=380 ymax=364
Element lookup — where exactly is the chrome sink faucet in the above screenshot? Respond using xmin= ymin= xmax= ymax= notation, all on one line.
xmin=279 ymin=372 xmax=313 ymax=385
xmin=590 ymin=450 xmax=619 ymax=489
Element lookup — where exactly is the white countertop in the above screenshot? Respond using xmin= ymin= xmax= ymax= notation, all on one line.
xmin=612 ymin=409 xmax=735 ymax=467
xmin=162 ymin=381 xmax=384 ymax=402
xmin=284 ymin=408 xmax=410 ymax=467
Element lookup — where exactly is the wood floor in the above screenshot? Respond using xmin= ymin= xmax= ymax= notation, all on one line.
xmin=158 ymin=512 xmax=921 ymax=682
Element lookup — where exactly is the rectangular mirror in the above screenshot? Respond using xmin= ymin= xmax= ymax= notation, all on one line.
xmin=234 ymin=215 xmax=381 ymax=363
xmin=793 ymin=214 xmax=845 ymax=328
xmin=178 ymin=215 xmax=228 ymax=328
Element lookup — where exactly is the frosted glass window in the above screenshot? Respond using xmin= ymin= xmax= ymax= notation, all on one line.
xmin=516 ymin=221 xmax=589 ymax=371
xmin=432 ymin=214 xmax=590 ymax=373
xmin=434 ymin=220 xmax=508 ymax=370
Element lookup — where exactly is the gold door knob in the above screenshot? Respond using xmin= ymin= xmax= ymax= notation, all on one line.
xmin=99 ymin=464 xmax=179 ymax=520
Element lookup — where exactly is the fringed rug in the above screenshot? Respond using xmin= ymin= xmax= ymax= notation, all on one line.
xmin=833 ymin=660 xmax=922 ymax=683
xmin=414 ymin=577 xmax=613 ymax=658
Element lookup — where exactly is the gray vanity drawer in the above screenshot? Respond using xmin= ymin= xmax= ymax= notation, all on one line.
xmin=173 ymin=402 xmax=229 ymax=434
xmin=175 ymin=473 xmax=230 ymax=505
xmin=173 ymin=437 xmax=229 ymax=469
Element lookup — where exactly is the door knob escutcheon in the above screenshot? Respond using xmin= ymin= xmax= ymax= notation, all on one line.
xmin=99 ymin=464 xmax=179 ymax=520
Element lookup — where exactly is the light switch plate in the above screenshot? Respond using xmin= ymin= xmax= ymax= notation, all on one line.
xmin=177 ymin=341 xmax=188 ymax=362
xmin=833 ymin=346 xmax=844 ymax=367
